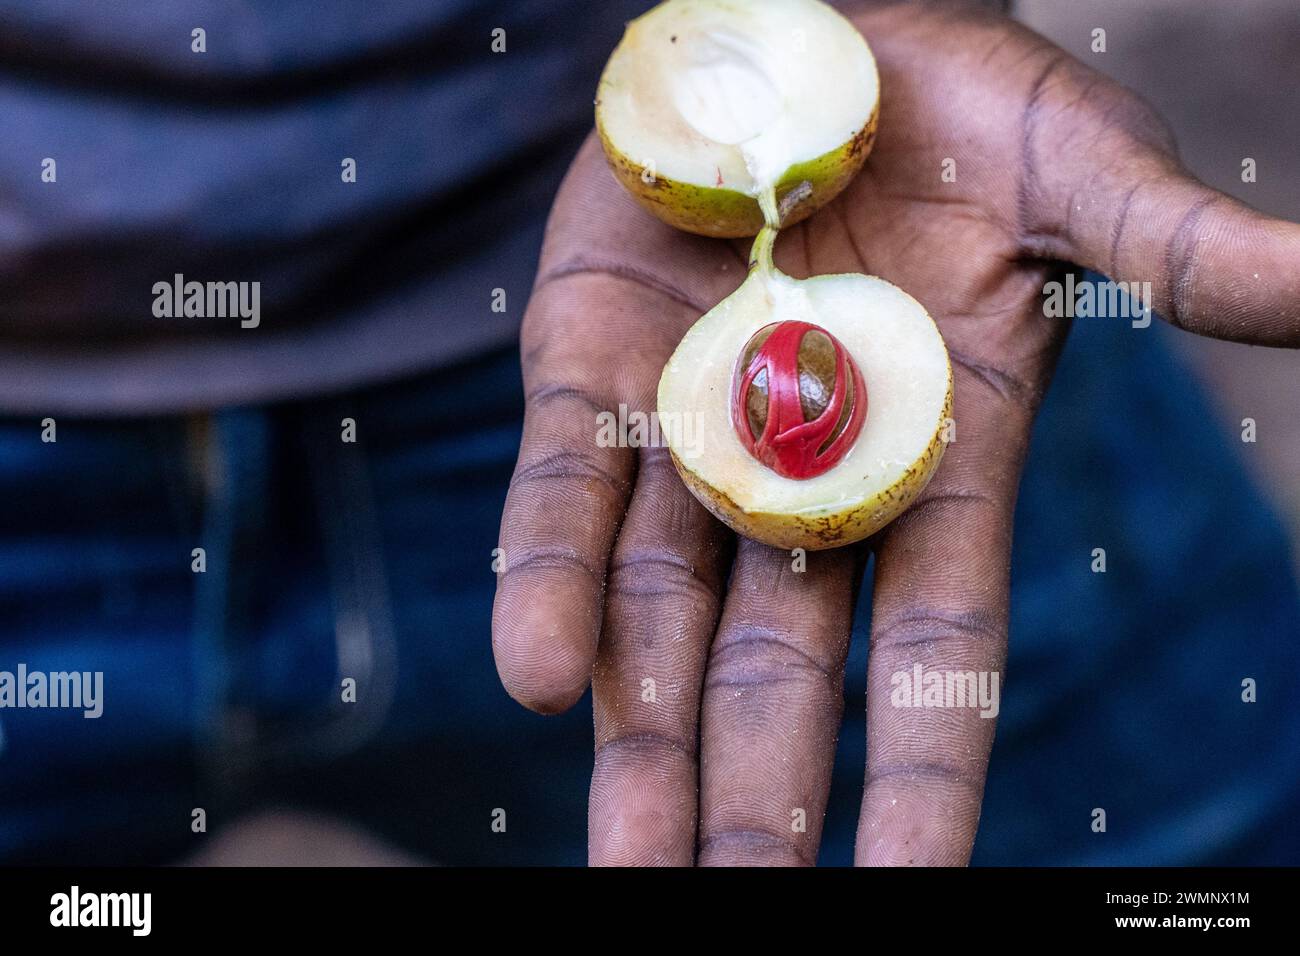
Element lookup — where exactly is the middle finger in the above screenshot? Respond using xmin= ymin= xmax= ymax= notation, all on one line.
xmin=697 ymin=538 xmax=863 ymax=865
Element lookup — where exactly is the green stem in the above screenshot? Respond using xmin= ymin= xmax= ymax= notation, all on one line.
xmin=749 ymin=186 xmax=781 ymax=276
xmin=749 ymin=224 xmax=778 ymax=275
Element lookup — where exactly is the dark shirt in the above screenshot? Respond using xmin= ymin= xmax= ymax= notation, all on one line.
xmin=0 ymin=0 xmax=647 ymax=413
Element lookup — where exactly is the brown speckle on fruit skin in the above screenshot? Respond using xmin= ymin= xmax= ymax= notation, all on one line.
xmin=846 ymin=122 xmax=877 ymax=160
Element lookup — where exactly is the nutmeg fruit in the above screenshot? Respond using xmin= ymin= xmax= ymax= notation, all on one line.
xmin=658 ymin=270 xmax=952 ymax=551
xmin=595 ymin=0 xmax=879 ymax=237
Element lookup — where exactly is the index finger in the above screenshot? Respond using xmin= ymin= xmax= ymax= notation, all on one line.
xmin=855 ymin=362 xmax=1036 ymax=866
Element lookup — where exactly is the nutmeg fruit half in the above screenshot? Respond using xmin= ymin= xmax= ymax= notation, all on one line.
xmin=595 ymin=0 xmax=879 ymax=237
xmin=658 ymin=268 xmax=952 ymax=551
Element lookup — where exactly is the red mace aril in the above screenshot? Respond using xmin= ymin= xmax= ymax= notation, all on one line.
xmin=731 ymin=320 xmax=867 ymax=480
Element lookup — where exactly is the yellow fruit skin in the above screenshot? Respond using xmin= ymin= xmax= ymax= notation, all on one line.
xmin=596 ymin=105 xmax=878 ymax=238
xmin=667 ymin=376 xmax=952 ymax=551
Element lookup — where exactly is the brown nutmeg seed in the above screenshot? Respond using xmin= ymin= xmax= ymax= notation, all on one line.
xmin=731 ymin=320 xmax=867 ymax=480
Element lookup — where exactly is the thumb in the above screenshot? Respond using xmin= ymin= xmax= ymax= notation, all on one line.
xmin=1024 ymin=61 xmax=1300 ymax=347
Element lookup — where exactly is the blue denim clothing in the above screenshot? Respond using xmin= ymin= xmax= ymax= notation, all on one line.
xmin=2 ymin=274 xmax=1298 ymax=864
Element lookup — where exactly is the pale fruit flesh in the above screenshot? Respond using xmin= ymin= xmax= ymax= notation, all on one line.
xmin=596 ymin=0 xmax=880 ymax=237
xmin=658 ymin=270 xmax=953 ymax=550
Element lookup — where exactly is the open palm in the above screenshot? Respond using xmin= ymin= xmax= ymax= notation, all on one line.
xmin=493 ymin=1 xmax=1300 ymax=865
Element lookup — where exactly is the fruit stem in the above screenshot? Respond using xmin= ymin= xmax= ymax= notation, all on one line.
xmin=749 ymin=185 xmax=780 ymax=277
xmin=749 ymin=224 xmax=777 ymax=276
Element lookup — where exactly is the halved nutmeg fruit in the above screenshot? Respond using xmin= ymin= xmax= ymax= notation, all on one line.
xmin=658 ymin=270 xmax=952 ymax=551
xmin=595 ymin=0 xmax=880 ymax=237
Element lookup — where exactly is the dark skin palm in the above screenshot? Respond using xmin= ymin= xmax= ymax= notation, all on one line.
xmin=493 ymin=1 xmax=1300 ymax=865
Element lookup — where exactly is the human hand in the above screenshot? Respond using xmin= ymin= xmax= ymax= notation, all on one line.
xmin=492 ymin=0 xmax=1300 ymax=865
